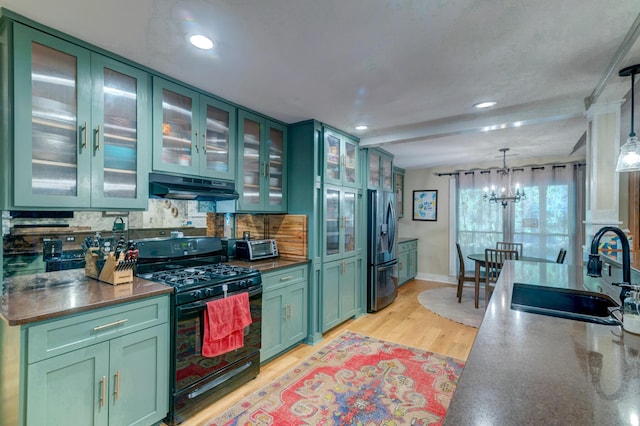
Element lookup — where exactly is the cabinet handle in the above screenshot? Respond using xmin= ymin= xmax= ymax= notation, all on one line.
xmin=288 ymin=304 xmax=292 ymax=320
xmin=194 ymin=131 xmax=199 ymax=153
xmin=81 ymin=122 xmax=88 ymax=149
xmin=263 ymin=161 xmax=268 ymax=177
xmin=279 ymin=275 xmax=293 ymax=282
xmin=100 ymin=376 xmax=106 ymax=408
xmin=95 ymin=125 xmax=102 ymax=151
xmin=93 ymin=318 xmax=128 ymax=332
xmin=202 ymin=132 xmax=207 ymax=153
xmin=114 ymin=371 xmax=121 ymax=400
xmin=283 ymin=306 xmax=287 ymax=320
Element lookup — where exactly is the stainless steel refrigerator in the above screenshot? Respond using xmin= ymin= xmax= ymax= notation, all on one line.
xmin=367 ymin=189 xmax=398 ymax=312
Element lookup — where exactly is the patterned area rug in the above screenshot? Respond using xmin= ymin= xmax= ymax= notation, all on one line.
xmin=207 ymin=331 xmax=464 ymax=426
xmin=418 ymin=286 xmax=485 ymax=328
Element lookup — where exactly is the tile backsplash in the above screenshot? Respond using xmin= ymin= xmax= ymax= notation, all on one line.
xmin=2 ymin=199 xmax=210 ymax=237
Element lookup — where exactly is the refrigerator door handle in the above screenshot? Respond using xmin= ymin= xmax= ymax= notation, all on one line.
xmin=386 ymin=199 xmax=396 ymax=253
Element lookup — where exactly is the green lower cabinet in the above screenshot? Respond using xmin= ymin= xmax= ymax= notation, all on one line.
xmin=27 ymin=341 xmax=110 ymax=426
xmin=261 ymin=264 xmax=308 ymax=362
xmin=398 ymin=240 xmax=418 ymax=286
xmin=22 ymin=295 xmax=170 ymax=426
xmin=322 ymin=256 xmax=359 ymax=332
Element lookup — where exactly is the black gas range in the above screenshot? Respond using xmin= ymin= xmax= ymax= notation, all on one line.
xmin=135 ymin=237 xmax=262 ymax=425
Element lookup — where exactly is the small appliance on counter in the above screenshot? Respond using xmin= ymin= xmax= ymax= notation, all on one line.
xmin=235 ymin=238 xmax=279 ymax=261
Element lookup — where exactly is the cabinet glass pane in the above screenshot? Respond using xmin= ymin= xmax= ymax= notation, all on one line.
xmin=325 ymin=189 xmax=340 ymax=256
xmin=343 ymin=191 xmax=356 ymax=254
xmin=242 ymin=118 xmax=261 ymax=206
xmin=102 ymin=67 xmax=138 ymax=198
xmin=161 ymin=89 xmax=193 ymax=167
xmin=382 ymin=158 xmax=392 ymax=190
xmin=31 ymin=42 xmax=78 ymax=196
xmin=268 ymin=127 xmax=284 ymax=206
xmin=204 ymin=105 xmax=230 ymax=173
xmin=344 ymin=141 xmax=357 ymax=184
xmin=369 ymin=152 xmax=380 ymax=188
xmin=326 ymin=135 xmax=341 ymax=181
xmin=395 ymin=173 xmax=404 ymax=217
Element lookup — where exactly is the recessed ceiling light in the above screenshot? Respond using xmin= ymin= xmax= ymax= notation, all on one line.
xmin=355 ymin=125 xmax=368 ymax=131
xmin=189 ymin=34 xmax=214 ymax=50
xmin=473 ymin=101 xmax=497 ymax=109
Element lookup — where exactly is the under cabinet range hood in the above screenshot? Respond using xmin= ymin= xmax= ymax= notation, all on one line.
xmin=148 ymin=172 xmax=239 ymax=201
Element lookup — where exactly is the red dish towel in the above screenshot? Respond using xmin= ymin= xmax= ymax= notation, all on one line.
xmin=202 ymin=292 xmax=252 ymax=357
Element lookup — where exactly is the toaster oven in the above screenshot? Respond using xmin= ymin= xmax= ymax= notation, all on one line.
xmin=235 ymin=239 xmax=278 ymax=261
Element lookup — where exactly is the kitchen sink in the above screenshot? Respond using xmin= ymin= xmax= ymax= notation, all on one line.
xmin=510 ymin=283 xmax=621 ymax=325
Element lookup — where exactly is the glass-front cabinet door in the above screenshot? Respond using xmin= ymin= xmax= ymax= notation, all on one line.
xmin=90 ymin=55 xmax=150 ymax=208
xmin=382 ymin=157 xmax=393 ymax=191
xmin=13 ymin=23 xmax=92 ymax=208
xmin=343 ymin=189 xmax=357 ymax=256
xmin=267 ymin=123 xmax=286 ymax=209
xmin=13 ymin=23 xmax=150 ymax=209
xmin=153 ymin=78 xmax=197 ymax=175
xmin=200 ymin=95 xmax=235 ymax=181
xmin=237 ymin=110 xmax=287 ymax=212
xmin=323 ymin=129 xmax=359 ymax=188
xmin=324 ymin=186 xmax=342 ymax=262
xmin=239 ymin=112 xmax=262 ymax=209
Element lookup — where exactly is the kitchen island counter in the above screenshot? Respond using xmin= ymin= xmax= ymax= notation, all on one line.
xmin=1 ymin=268 xmax=172 ymax=326
xmin=444 ymin=260 xmax=640 ymax=425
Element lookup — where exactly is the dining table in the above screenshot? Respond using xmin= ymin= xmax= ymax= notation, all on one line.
xmin=467 ymin=253 xmax=555 ymax=308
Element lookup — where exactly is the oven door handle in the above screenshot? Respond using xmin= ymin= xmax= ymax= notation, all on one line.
xmin=176 ymin=286 xmax=262 ymax=316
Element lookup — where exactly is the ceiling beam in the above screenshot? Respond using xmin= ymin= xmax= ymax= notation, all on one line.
xmin=359 ymin=96 xmax=585 ymax=147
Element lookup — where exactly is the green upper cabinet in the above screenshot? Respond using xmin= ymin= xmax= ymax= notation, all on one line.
xmin=237 ymin=109 xmax=287 ymax=212
xmin=323 ymin=129 xmax=359 ymax=188
xmin=152 ymin=77 xmax=236 ymax=181
xmin=12 ymin=22 xmax=150 ymax=209
xmin=366 ymin=148 xmax=393 ymax=191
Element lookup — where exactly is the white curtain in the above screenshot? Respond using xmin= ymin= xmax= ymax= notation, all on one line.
xmin=456 ymin=163 xmax=585 ymax=265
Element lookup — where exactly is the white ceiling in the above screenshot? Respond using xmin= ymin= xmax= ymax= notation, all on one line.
xmin=3 ymin=0 xmax=640 ymax=170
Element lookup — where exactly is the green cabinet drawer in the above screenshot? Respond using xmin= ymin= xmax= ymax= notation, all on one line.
xmin=262 ymin=265 xmax=307 ymax=290
xmin=27 ymin=296 xmax=169 ymax=363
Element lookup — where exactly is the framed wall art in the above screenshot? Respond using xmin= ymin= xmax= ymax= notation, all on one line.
xmin=413 ymin=190 xmax=437 ymax=221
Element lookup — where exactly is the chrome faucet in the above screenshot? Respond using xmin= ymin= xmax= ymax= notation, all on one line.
xmin=587 ymin=226 xmax=633 ymax=303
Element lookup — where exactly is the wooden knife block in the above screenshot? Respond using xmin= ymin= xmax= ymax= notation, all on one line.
xmin=85 ymin=251 xmax=134 ymax=285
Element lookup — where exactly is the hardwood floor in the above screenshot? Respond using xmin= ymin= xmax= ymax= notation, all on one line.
xmin=175 ymin=279 xmax=477 ymax=426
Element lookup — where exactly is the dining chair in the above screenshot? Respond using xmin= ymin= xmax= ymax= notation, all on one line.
xmin=456 ymin=243 xmax=485 ymax=303
xmin=496 ymin=242 xmax=523 ymax=258
xmin=556 ymin=248 xmax=567 ymax=264
xmin=484 ymin=248 xmax=519 ymax=305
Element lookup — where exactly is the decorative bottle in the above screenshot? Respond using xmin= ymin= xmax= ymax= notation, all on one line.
xmin=623 ymin=288 xmax=640 ymax=335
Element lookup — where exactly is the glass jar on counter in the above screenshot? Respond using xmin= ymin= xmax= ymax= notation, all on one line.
xmin=623 ymin=289 xmax=640 ymax=335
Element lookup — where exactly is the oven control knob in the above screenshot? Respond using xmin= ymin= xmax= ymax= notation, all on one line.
xmin=240 ymin=280 xmax=247 ymax=288
xmin=204 ymin=288 xmax=213 ymax=297
xmin=192 ymin=290 xmax=203 ymax=300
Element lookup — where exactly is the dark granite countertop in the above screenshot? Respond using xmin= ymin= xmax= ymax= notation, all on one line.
xmin=226 ymin=257 xmax=310 ymax=273
xmin=1 ymin=269 xmax=172 ymax=326
xmin=444 ymin=260 xmax=640 ymax=425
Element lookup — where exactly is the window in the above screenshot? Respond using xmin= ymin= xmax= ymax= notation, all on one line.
xmin=457 ymin=164 xmax=584 ymax=264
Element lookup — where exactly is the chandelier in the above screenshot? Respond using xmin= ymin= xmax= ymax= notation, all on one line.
xmin=483 ymin=148 xmax=526 ymax=208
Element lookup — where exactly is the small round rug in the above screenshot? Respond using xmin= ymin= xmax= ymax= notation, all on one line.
xmin=418 ymin=286 xmax=485 ymax=328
